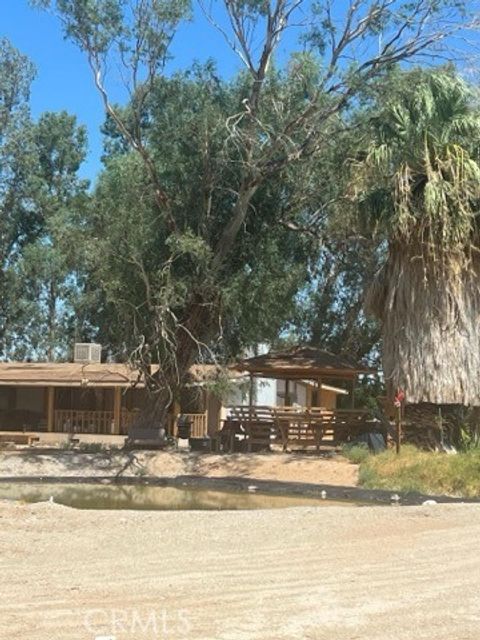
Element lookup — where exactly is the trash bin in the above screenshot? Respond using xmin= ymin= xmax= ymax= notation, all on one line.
xmin=177 ymin=415 xmax=192 ymax=439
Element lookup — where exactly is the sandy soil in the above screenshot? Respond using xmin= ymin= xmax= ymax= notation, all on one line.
xmin=1 ymin=500 xmax=480 ymax=639
xmin=0 ymin=449 xmax=358 ymax=486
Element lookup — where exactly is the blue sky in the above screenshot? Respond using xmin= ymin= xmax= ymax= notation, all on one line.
xmin=1 ymin=1 xmax=475 ymax=183
xmin=0 ymin=1 xmax=250 ymax=182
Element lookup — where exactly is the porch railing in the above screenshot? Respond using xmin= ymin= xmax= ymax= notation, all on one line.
xmin=54 ymin=409 xmax=133 ymax=435
xmin=54 ymin=409 xmax=208 ymax=437
xmin=173 ymin=412 xmax=208 ymax=438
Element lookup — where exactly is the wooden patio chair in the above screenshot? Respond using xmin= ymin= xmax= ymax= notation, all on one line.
xmin=275 ymin=408 xmax=321 ymax=452
xmin=219 ymin=410 xmax=245 ymax=452
xmin=242 ymin=406 xmax=278 ymax=452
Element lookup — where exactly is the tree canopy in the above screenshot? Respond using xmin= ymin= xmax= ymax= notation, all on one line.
xmin=0 ymin=39 xmax=89 ymax=359
xmin=2 ymin=1 xmax=480 ymax=422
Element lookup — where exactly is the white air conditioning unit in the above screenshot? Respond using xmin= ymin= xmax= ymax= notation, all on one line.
xmin=74 ymin=343 xmax=102 ymax=364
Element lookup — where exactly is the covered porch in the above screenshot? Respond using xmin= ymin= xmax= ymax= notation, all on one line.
xmin=0 ymin=362 xmax=146 ymax=437
xmin=221 ymin=346 xmax=379 ymax=452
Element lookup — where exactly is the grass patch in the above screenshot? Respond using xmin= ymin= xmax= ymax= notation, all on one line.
xmin=357 ymin=445 xmax=480 ymax=497
xmin=342 ymin=443 xmax=370 ymax=464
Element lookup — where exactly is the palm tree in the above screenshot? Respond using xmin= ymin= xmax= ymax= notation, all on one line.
xmin=349 ymin=69 xmax=480 ymax=440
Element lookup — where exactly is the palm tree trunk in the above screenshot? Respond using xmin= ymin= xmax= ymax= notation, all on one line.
xmin=368 ymin=243 xmax=480 ymax=438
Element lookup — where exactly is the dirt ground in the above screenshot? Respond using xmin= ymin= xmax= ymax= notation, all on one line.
xmin=0 ymin=448 xmax=358 ymax=486
xmin=1 ymin=500 xmax=480 ymax=639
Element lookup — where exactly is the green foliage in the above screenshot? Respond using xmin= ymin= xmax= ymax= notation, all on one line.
xmin=292 ymin=239 xmax=382 ymax=361
xmin=0 ymin=39 xmax=38 ymax=355
xmin=0 ymin=38 xmax=89 ymax=360
xmin=8 ymin=1 xmax=478 ymax=402
xmin=458 ymin=428 xmax=480 ymax=452
xmin=358 ymin=445 xmax=480 ymax=497
xmin=342 ymin=443 xmax=370 ymax=464
xmin=34 ymin=0 xmax=190 ymax=74
xmin=348 ymin=68 xmax=480 ymax=258
xmin=11 ymin=112 xmax=89 ymax=359
xmin=86 ymin=65 xmax=321 ymax=360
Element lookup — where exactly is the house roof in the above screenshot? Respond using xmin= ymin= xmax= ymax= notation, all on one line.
xmin=0 ymin=362 xmax=144 ymax=388
xmin=237 ymin=346 xmax=374 ymax=380
xmin=0 ymin=361 xmax=244 ymax=389
xmin=0 ymin=350 xmax=372 ymax=389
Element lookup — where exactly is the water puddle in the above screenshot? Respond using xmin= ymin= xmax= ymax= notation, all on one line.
xmin=0 ymin=482 xmax=361 ymax=510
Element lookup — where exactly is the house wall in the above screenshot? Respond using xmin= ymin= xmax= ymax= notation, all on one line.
xmin=276 ymin=379 xmax=308 ymax=406
xmin=277 ymin=381 xmax=348 ymax=409
xmin=256 ymin=378 xmax=277 ymax=406
xmin=220 ymin=379 xmax=342 ymax=412
xmin=321 ymin=388 xmax=338 ymax=410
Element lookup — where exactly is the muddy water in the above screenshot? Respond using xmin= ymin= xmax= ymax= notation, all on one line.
xmin=0 ymin=482 xmax=361 ymax=510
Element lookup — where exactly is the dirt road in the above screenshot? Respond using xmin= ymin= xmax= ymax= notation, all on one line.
xmin=1 ymin=501 xmax=479 ymax=639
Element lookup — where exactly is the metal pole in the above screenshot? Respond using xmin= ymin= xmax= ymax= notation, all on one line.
xmin=248 ymin=374 xmax=254 ymax=453
xmin=394 ymin=390 xmax=405 ymax=454
xmin=395 ymin=404 xmax=402 ymax=454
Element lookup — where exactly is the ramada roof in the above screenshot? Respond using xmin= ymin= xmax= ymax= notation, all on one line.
xmin=237 ymin=346 xmax=374 ymax=379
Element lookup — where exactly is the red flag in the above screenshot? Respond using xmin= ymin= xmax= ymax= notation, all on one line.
xmin=394 ymin=388 xmax=405 ymax=408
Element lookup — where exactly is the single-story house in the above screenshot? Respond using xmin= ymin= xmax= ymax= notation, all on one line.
xmin=0 ymin=346 xmax=372 ymax=441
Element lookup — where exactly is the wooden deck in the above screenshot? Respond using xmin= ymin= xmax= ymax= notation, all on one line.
xmin=220 ymin=406 xmax=381 ymax=452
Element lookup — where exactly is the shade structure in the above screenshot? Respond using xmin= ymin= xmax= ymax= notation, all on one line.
xmin=236 ymin=346 xmax=374 ymax=380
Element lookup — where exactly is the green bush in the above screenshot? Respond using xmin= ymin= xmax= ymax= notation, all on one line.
xmin=342 ymin=443 xmax=370 ymax=464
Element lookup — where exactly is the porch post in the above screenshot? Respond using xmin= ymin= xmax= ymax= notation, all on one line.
xmin=351 ymin=377 xmax=356 ymax=409
xmin=113 ymin=387 xmax=122 ymax=435
xmin=248 ymin=374 xmax=254 ymax=409
xmin=306 ymin=383 xmax=312 ymax=408
xmin=47 ymin=386 xmax=55 ymax=432
xmin=285 ymin=379 xmax=291 ymax=406
xmin=317 ymin=378 xmax=322 ymax=407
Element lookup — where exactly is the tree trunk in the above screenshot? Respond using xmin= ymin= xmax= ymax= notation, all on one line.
xmin=367 ymin=244 xmax=480 ymax=407
xmin=129 ymin=298 xmax=217 ymax=434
